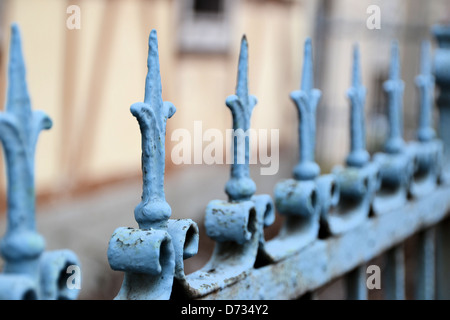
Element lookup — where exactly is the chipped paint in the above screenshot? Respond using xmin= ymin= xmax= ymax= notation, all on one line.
xmin=107 ymin=29 xmax=198 ymax=300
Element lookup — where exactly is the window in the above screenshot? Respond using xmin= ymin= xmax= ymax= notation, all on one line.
xmin=193 ymin=0 xmax=224 ymax=14
xmin=177 ymin=0 xmax=234 ymax=54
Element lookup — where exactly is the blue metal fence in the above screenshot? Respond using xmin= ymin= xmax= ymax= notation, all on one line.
xmin=1 ymin=21 xmax=450 ymax=300
xmin=0 ymin=24 xmax=81 ymax=300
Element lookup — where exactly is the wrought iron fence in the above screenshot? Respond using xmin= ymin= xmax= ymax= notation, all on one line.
xmin=0 ymin=21 xmax=450 ymax=300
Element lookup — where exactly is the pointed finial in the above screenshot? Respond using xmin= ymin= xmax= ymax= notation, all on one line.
xmin=0 ymin=24 xmax=80 ymax=301
xmin=144 ymin=29 xmax=163 ymax=107
xmin=0 ymin=23 xmax=52 ymax=273
xmin=346 ymin=43 xmax=369 ymax=168
xmin=7 ymin=24 xmax=31 ymax=123
xmin=301 ymin=38 xmax=314 ymax=94
xmin=384 ymin=40 xmax=405 ymax=154
xmin=389 ymin=41 xmax=401 ymax=80
xmin=416 ymin=40 xmax=436 ymax=142
xmin=236 ymin=35 xmax=250 ymax=107
xmin=108 ymin=29 xmax=199 ymax=300
xmin=130 ymin=29 xmax=176 ymax=230
xmin=352 ymin=43 xmax=362 ymax=88
xmin=290 ymin=38 xmax=321 ymax=180
xmin=224 ymin=35 xmax=257 ymax=201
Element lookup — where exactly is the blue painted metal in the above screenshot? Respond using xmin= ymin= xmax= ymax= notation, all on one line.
xmin=178 ymin=35 xmax=275 ymax=298
xmin=384 ymin=41 xmax=406 ymax=154
xmin=180 ymin=28 xmax=448 ymax=301
xmin=200 ymin=184 xmax=450 ymax=299
xmin=328 ymin=44 xmax=380 ymax=234
xmin=107 ymin=29 xmax=198 ymax=300
xmin=372 ymin=41 xmax=415 ymax=215
xmin=416 ymin=227 xmax=436 ymax=300
xmin=433 ymin=24 xmax=450 ymax=301
xmin=409 ymin=41 xmax=443 ymax=197
xmin=346 ymin=265 xmax=367 ymax=300
xmin=0 ymin=22 xmax=447 ymax=301
xmin=385 ymin=244 xmax=405 ymax=300
xmin=417 ymin=41 xmax=436 ymax=143
xmin=269 ymin=38 xmax=338 ymax=259
xmin=187 ymin=32 xmax=449 ymax=300
xmin=0 ymin=24 xmax=81 ymax=300
xmin=224 ymin=36 xmax=257 ymax=202
xmin=291 ymin=38 xmax=321 ymax=181
xmin=432 ymin=24 xmax=450 ymax=183
xmin=346 ymin=44 xmax=370 ymax=168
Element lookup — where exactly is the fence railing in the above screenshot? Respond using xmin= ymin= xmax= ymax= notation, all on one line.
xmin=1 ymin=21 xmax=450 ymax=300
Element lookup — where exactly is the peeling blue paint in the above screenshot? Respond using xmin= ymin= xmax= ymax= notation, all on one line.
xmin=1 ymin=21 xmax=449 ymax=301
xmin=107 ymin=29 xmax=198 ymax=300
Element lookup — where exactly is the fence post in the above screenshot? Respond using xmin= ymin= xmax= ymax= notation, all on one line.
xmin=328 ymin=44 xmax=379 ymax=236
xmin=203 ymin=33 xmax=275 ymax=278
xmin=347 ymin=265 xmax=368 ymax=300
xmin=334 ymin=44 xmax=378 ymax=300
xmin=416 ymin=227 xmax=436 ymax=300
xmin=436 ymin=218 xmax=450 ymax=299
xmin=176 ymin=35 xmax=275 ymax=298
xmin=372 ymin=41 xmax=415 ymax=215
xmin=385 ymin=244 xmax=405 ymax=300
xmin=0 ymin=24 xmax=81 ymax=300
xmin=268 ymin=38 xmax=338 ymax=261
xmin=408 ymin=40 xmax=443 ymax=197
xmin=107 ymin=29 xmax=198 ymax=300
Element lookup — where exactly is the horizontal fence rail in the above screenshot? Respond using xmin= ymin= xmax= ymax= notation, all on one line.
xmin=199 ymin=185 xmax=450 ymax=299
xmin=0 ymin=21 xmax=450 ymax=300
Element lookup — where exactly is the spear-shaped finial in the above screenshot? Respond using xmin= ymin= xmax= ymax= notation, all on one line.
xmin=346 ymin=43 xmax=369 ymax=168
xmin=301 ymin=38 xmax=314 ymax=95
xmin=0 ymin=23 xmax=52 ymax=273
xmin=130 ymin=29 xmax=176 ymax=230
xmin=290 ymin=38 xmax=321 ymax=180
xmin=416 ymin=40 xmax=436 ymax=142
xmin=384 ymin=41 xmax=405 ymax=154
xmin=7 ymin=24 xmax=31 ymax=127
xmin=224 ymin=35 xmax=257 ymax=202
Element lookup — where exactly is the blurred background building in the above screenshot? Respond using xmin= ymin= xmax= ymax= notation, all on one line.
xmin=0 ymin=0 xmax=449 ymax=299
